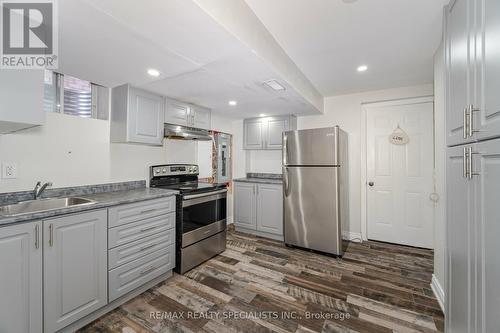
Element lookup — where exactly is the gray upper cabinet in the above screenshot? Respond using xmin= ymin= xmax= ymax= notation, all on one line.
xmin=243 ymin=119 xmax=265 ymax=149
xmin=165 ymin=99 xmax=191 ymax=126
xmin=0 ymin=221 xmax=42 ymax=333
xmin=474 ymin=0 xmax=500 ymax=141
xmin=0 ymin=70 xmax=45 ymax=134
xmin=446 ymin=0 xmax=500 ymax=146
xmin=191 ymin=105 xmax=211 ymax=130
xmin=111 ymin=84 xmax=165 ymax=146
xmin=446 ymin=0 xmax=473 ymax=146
xmin=243 ymin=115 xmax=296 ymax=150
xmin=165 ymin=98 xmax=211 ymax=130
xmin=43 ymin=210 xmax=108 ymax=333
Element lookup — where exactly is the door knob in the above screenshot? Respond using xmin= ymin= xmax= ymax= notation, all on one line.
xmin=368 ymin=182 xmax=374 ymax=187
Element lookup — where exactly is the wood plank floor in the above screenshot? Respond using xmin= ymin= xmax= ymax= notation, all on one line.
xmin=79 ymin=230 xmax=444 ymax=333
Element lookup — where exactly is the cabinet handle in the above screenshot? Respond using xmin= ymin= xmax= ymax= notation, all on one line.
xmin=140 ymin=265 xmax=157 ymax=275
xmin=256 ymin=185 xmax=259 ymax=196
xmin=463 ymin=107 xmax=468 ymax=139
xmin=468 ymin=104 xmax=480 ymax=138
xmin=140 ymin=244 xmax=157 ymax=252
xmin=34 ymin=224 xmax=39 ymax=249
xmin=463 ymin=147 xmax=468 ymax=178
xmin=141 ymin=225 xmax=157 ymax=233
xmin=140 ymin=208 xmax=156 ymax=215
xmin=467 ymin=147 xmax=481 ymax=179
xmin=49 ymin=224 xmax=54 ymax=247
xmin=253 ymin=185 xmax=255 ymax=195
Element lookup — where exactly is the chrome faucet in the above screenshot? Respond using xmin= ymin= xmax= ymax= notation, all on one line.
xmin=33 ymin=181 xmax=53 ymax=200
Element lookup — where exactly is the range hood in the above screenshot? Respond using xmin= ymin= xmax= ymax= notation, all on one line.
xmin=164 ymin=123 xmax=212 ymax=141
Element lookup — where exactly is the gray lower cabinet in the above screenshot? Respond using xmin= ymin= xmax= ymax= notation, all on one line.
xmin=0 ymin=221 xmax=42 ymax=333
xmin=107 ymin=197 xmax=176 ymax=302
xmin=234 ymin=182 xmax=283 ymax=239
xmin=43 ymin=210 xmax=108 ymax=333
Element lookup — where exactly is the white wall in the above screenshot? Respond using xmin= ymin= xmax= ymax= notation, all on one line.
xmin=433 ymin=43 xmax=446 ymax=294
xmin=0 ymin=112 xmax=198 ymax=193
xmin=298 ymin=84 xmax=434 ymax=235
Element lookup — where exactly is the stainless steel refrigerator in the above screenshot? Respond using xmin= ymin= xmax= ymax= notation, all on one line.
xmin=283 ymin=126 xmax=348 ymax=256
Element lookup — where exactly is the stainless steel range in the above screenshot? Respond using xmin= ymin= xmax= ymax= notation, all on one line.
xmin=150 ymin=164 xmax=227 ymax=274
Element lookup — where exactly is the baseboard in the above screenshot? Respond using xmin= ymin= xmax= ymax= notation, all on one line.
xmin=431 ymin=274 xmax=445 ymax=313
xmin=227 ymin=215 xmax=234 ymax=225
xmin=342 ymin=231 xmax=363 ymax=242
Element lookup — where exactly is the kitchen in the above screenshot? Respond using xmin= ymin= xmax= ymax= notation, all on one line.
xmin=0 ymin=0 xmax=498 ymax=332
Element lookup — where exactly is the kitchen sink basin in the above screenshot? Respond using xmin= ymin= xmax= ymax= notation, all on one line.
xmin=0 ymin=197 xmax=96 ymax=217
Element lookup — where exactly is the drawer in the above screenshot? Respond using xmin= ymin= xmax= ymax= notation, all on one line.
xmin=108 ymin=229 xmax=175 ymax=269
xmin=108 ymin=197 xmax=176 ymax=228
xmin=108 ymin=244 xmax=175 ymax=302
xmin=108 ymin=212 xmax=175 ymax=249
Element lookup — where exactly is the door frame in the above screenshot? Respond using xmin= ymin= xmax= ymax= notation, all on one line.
xmin=360 ymin=95 xmax=435 ymax=241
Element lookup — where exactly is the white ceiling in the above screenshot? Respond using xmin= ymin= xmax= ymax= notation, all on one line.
xmin=58 ymin=0 xmax=319 ymax=118
xmin=244 ymin=0 xmax=448 ymax=96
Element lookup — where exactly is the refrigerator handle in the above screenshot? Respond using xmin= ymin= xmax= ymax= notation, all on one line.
xmin=283 ymin=167 xmax=290 ymax=197
xmin=283 ymin=134 xmax=288 ymax=165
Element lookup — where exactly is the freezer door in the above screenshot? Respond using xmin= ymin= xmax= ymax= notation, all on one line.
xmin=283 ymin=127 xmax=340 ymax=166
xmin=283 ymin=166 xmax=342 ymax=255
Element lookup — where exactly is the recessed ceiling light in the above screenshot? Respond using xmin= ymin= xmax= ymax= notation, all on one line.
xmin=357 ymin=65 xmax=368 ymax=72
xmin=228 ymin=100 xmax=237 ymax=106
xmin=263 ymin=79 xmax=286 ymax=91
xmin=259 ymin=114 xmax=266 ymax=117
xmin=147 ymin=68 xmax=161 ymax=77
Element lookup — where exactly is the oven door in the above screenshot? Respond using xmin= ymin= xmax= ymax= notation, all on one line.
xmin=182 ymin=189 xmax=227 ymax=247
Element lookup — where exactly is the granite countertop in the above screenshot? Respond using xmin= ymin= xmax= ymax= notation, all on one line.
xmin=0 ymin=181 xmax=178 ymax=226
xmin=233 ymin=173 xmax=283 ymax=185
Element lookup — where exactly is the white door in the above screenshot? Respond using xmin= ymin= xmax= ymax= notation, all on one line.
xmin=256 ymin=184 xmax=283 ymax=235
xmin=366 ymin=98 xmax=434 ymax=248
xmin=0 ymin=221 xmax=42 ymax=333
xmin=128 ymin=87 xmax=164 ymax=145
xmin=44 ymin=210 xmax=108 ymax=333
xmin=234 ymin=182 xmax=257 ymax=230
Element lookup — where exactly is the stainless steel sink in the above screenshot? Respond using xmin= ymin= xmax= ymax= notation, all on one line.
xmin=0 ymin=197 xmax=96 ymax=217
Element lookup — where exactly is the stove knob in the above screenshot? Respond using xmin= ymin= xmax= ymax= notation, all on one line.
xmin=155 ymin=169 xmax=160 ymax=174
xmin=162 ymin=168 xmax=167 ymax=173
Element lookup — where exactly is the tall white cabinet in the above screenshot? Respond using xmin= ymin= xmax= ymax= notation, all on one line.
xmin=43 ymin=210 xmax=108 ymax=333
xmin=445 ymin=0 xmax=500 ymax=331
xmin=0 ymin=221 xmax=42 ymax=333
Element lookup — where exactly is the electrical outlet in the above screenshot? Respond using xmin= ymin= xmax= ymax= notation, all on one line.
xmin=2 ymin=162 xmax=18 ymax=179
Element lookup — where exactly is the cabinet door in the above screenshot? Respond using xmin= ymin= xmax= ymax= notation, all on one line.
xmin=128 ymin=88 xmax=165 ymax=145
xmin=473 ymin=138 xmax=500 ymax=332
xmin=243 ymin=119 xmax=264 ymax=149
xmin=165 ymin=99 xmax=190 ymax=126
xmin=0 ymin=221 xmax=42 ymax=333
xmin=234 ymin=182 xmax=257 ymax=230
xmin=446 ymin=145 xmax=474 ymax=333
xmin=44 ymin=210 xmax=107 ymax=333
xmin=446 ymin=0 xmax=474 ymax=146
xmin=266 ymin=117 xmax=288 ymax=150
xmin=474 ymin=0 xmax=500 ymax=141
xmin=256 ymin=184 xmax=283 ymax=235
xmin=192 ymin=105 xmax=211 ymax=130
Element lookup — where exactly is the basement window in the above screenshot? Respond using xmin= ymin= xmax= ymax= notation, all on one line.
xmin=44 ymin=70 xmax=109 ymax=120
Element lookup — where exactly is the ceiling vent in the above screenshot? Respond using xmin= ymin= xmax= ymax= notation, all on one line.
xmin=263 ymin=79 xmax=286 ymax=91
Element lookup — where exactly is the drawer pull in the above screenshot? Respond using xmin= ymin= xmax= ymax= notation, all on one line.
xmin=140 ymin=244 xmax=157 ymax=251
xmin=140 ymin=265 xmax=157 ymax=275
xmin=141 ymin=226 xmax=157 ymax=232
xmin=141 ymin=208 xmax=157 ymax=215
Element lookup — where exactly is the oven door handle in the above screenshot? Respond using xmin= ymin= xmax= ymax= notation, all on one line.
xmin=183 ymin=189 xmax=227 ymax=200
